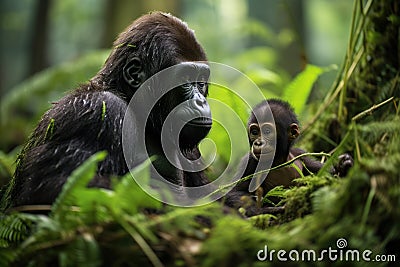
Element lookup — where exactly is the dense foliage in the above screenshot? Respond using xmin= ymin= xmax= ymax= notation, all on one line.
xmin=0 ymin=1 xmax=399 ymax=266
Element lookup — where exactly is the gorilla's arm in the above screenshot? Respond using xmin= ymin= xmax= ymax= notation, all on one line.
xmin=10 ymin=89 xmax=129 ymax=207
xmin=290 ymin=147 xmax=325 ymax=175
xmin=291 ymin=147 xmax=353 ymax=177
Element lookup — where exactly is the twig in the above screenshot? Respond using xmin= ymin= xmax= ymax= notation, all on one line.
xmin=351 ymin=96 xmax=394 ymax=122
xmin=113 ymin=210 xmax=164 ymax=267
xmin=303 ymin=47 xmax=364 ymax=133
xmin=208 ymin=152 xmax=331 ymax=197
xmin=7 ymin=205 xmax=52 ymax=213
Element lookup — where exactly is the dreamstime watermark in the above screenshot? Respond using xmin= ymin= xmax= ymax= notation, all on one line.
xmin=122 ymin=61 xmax=276 ymax=206
xmin=257 ymin=238 xmax=396 ymax=263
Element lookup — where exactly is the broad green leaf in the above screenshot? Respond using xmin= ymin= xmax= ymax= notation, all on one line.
xmin=113 ymin=158 xmax=161 ymax=215
xmin=282 ymin=64 xmax=326 ymax=114
xmin=51 ymin=151 xmax=107 ymax=217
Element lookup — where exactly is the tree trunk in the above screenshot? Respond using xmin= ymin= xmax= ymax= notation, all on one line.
xmin=28 ymin=0 xmax=51 ymax=76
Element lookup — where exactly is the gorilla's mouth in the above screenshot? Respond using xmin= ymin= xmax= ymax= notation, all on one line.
xmin=251 ymin=150 xmax=274 ymax=161
xmin=179 ymin=118 xmax=212 ymax=148
xmin=187 ymin=117 xmax=212 ymax=127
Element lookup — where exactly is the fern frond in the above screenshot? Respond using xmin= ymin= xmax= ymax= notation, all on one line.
xmin=51 ymin=151 xmax=107 ymax=219
xmin=357 ymin=118 xmax=400 ymax=144
xmin=0 ymin=213 xmax=37 ymax=247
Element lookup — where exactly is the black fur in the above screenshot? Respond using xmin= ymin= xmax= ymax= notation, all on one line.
xmin=4 ymin=12 xmax=211 ymax=209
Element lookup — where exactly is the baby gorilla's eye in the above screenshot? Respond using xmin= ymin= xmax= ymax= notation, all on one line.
xmin=260 ymin=123 xmax=274 ymax=136
xmin=249 ymin=126 xmax=260 ymax=136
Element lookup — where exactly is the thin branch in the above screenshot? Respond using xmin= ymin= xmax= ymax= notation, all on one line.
xmin=7 ymin=205 xmax=52 ymax=213
xmin=303 ymin=47 xmax=364 ymax=133
xmin=208 ymin=152 xmax=331 ymax=197
xmin=113 ymin=210 xmax=163 ymax=267
xmin=351 ymin=96 xmax=395 ymax=122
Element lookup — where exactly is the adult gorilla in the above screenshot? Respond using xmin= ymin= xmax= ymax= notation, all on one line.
xmin=5 ymin=12 xmax=212 ymax=208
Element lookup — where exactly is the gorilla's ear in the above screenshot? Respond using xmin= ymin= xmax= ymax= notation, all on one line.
xmin=123 ymin=57 xmax=145 ymax=89
xmin=288 ymin=123 xmax=300 ymax=141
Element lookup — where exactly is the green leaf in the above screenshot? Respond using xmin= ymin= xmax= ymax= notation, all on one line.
xmin=206 ymin=84 xmax=249 ymax=165
xmin=51 ymin=151 xmax=107 ymax=218
xmin=0 ymin=149 xmax=18 ymax=178
xmin=282 ymin=64 xmax=326 ymax=114
xmin=0 ymin=213 xmax=37 ymax=246
xmin=0 ymin=50 xmax=109 ymax=150
xmin=1 ymin=50 xmax=109 ymax=122
xmin=246 ymin=67 xmax=283 ymax=87
xmin=112 ymin=158 xmax=161 ymax=215
xmin=233 ymin=46 xmax=278 ymax=68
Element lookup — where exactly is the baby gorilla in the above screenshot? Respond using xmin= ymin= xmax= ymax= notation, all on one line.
xmin=225 ymin=99 xmax=353 ymax=216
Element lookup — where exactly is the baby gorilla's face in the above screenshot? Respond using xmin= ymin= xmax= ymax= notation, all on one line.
xmin=248 ymin=122 xmax=276 ymax=161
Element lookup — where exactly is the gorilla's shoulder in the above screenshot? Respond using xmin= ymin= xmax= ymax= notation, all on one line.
xmin=34 ymin=88 xmax=128 ymax=140
xmin=49 ymin=88 xmax=127 ymax=118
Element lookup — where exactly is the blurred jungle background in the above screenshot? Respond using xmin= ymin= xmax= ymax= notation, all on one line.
xmin=0 ymin=0 xmax=399 ymax=266
xmin=0 ymin=0 xmax=352 ymax=155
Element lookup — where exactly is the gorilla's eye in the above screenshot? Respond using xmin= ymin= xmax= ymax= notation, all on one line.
xmin=197 ymin=82 xmax=207 ymax=93
xmin=259 ymin=123 xmax=274 ymax=136
xmin=249 ymin=124 xmax=260 ymax=136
